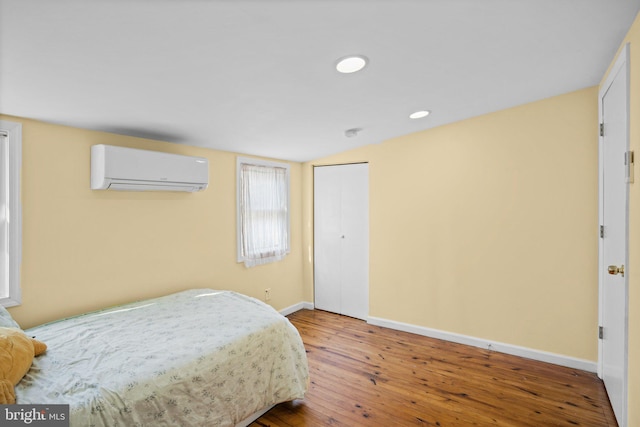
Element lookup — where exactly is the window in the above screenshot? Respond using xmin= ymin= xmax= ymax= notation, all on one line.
xmin=237 ymin=157 xmax=290 ymax=267
xmin=0 ymin=120 xmax=22 ymax=307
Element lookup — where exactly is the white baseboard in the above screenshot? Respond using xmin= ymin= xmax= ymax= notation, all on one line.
xmin=367 ymin=316 xmax=597 ymax=373
xmin=280 ymin=301 xmax=314 ymax=317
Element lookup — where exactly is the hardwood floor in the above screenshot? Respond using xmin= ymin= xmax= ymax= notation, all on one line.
xmin=252 ymin=309 xmax=617 ymax=427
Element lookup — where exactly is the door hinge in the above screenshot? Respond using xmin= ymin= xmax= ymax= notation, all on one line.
xmin=625 ymin=150 xmax=635 ymax=183
xmin=600 ymin=123 xmax=604 ymax=137
xmin=599 ymin=326 xmax=604 ymax=339
xmin=600 ymin=225 xmax=604 ymax=238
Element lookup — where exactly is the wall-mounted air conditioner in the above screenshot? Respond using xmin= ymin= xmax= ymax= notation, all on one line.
xmin=91 ymin=144 xmax=208 ymax=192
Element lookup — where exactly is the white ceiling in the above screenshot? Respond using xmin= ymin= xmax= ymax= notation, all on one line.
xmin=1 ymin=1 xmax=639 ymax=162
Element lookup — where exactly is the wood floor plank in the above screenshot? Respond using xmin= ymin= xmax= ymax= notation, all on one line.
xmin=251 ymin=309 xmax=617 ymax=426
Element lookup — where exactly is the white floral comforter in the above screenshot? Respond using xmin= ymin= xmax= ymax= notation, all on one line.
xmin=16 ymin=289 xmax=309 ymax=427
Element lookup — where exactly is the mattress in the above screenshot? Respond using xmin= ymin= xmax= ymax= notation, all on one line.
xmin=15 ymin=289 xmax=309 ymax=426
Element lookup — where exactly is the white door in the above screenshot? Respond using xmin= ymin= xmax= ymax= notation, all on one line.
xmin=314 ymin=163 xmax=369 ymax=320
xmin=599 ymin=44 xmax=629 ymax=426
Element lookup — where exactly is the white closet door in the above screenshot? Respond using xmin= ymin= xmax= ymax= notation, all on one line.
xmin=314 ymin=166 xmax=343 ymax=315
xmin=314 ymin=163 xmax=369 ymax=320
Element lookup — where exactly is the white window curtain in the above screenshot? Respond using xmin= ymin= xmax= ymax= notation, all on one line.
xmin=239 ymin=163 xmax=289 ymax=267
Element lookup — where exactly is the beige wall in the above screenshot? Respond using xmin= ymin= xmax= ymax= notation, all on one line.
xmin=304 ymin=87 xmax=599 ymax=361
xmin=603 ymin=12 xmax=640 ymax=427
xmin=3 ymin=115 xmax=304 ymax=329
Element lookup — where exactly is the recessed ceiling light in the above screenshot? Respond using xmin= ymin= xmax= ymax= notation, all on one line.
xmin=409 ymin=110 xmax=430 ymax=119
xmin=336 ymin=55 xmax=368 ymax=74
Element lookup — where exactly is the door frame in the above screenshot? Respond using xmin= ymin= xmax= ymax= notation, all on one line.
xmin=597 ymin=42 xmax=629 ymax=424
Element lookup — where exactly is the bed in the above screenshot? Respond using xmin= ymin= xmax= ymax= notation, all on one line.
xmin=12 ymin=289 xmax=309 ymax=427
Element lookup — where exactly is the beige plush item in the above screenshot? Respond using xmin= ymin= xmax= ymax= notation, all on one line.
xmin=0 ymin=327 xmax=46 ymax=404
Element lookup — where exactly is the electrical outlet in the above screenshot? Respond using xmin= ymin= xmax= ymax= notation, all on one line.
xmin=265 ymin=288 xmax=272 ymax=301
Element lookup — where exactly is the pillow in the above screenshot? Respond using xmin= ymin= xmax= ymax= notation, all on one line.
xmin=0 ymin=305 xmax=20 ymax=329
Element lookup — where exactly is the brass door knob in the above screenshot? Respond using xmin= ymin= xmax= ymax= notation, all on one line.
xmin=608 ymin=265 xmax=625 ymax=277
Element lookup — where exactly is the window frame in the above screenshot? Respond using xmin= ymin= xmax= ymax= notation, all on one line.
xmin=236 ymin=156 xmax=291 ymax=264
xmin=0 ymin=120 xmax=22 ymax=307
